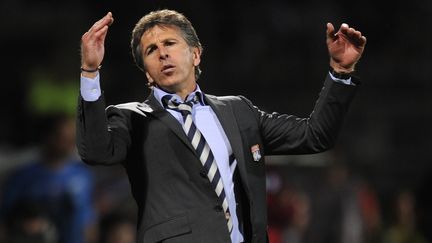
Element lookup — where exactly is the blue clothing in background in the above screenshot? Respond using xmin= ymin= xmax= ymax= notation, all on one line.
xmin=1 ymin=159 xmax=96 ymax=243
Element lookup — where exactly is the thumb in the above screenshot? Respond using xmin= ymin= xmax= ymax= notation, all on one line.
xmin=326 ymin=22 xmax=336 ymax=41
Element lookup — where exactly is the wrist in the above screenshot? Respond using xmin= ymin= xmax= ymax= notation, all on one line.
xmin=80 ymin=65 xmax=101 ymax=78
xmin=329 ymin=60 xmax=355 ymax=73
xmin=81 ymin=65 xmax=101 ymax=73
xmin=81 ymin=71 xmax=98 ymax=79
xmin=329 ymin=66 xmax=353 ymax=80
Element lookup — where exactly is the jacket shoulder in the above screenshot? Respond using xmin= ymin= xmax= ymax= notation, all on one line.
xmin=213 ymin=94 xmax=256 ymax=109
xmin=206 ymin=94 xmax=251 ymax=104
xmin=106 ymin=102 xmax=152 ymax=117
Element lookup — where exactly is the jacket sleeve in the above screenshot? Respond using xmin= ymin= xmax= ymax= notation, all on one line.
xmin=241 ymin=74 xmax=359 ymax=155
xmin=76 ymin=95 xmax=132 ymax=165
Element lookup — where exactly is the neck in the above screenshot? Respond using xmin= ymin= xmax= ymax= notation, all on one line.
xmin=157 ymin=82 xmax=197 ymax=101
xmin=176 ymin=87 xmax=196 ymax=101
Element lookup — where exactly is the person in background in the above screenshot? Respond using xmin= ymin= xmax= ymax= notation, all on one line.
xmin=99 ymin=212 xmax=136 ymax=243
xmin=0 ymin=114 xmax=97 ymax=243
xmin=2 ymin=201 xmax=57 ymax=243
xmin=383 ymin=190 xmax=429 ymax=243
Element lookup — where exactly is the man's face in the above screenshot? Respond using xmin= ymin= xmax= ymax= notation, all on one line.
xmin=141 ymin=25 xmax=201 ymax=92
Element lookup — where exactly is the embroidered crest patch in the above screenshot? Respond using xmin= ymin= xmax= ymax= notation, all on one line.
xmin=251 ymin=144 xmax=262 ymax=162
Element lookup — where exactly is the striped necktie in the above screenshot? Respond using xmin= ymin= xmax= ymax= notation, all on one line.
xmin=163 ymin=94 xmax=234 ymax=233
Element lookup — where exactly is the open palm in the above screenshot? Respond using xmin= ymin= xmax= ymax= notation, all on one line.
xmin=327 ymin=23 xmax=366 ymax=72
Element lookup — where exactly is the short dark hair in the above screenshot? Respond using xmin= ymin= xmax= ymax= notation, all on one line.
xmin=131 ymin=9 xmax=203 ymax=80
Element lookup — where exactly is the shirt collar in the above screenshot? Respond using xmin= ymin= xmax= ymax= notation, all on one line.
xmin=152 ymin=85 xmax=206 ymax=108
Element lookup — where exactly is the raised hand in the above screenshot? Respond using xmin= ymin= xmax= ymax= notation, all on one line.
xmin=81 ymin=12 xmax=114 ymax=74
xmin=326 ymin=23 xmax=366 ymax=73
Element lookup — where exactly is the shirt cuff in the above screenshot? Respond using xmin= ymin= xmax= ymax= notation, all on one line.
xmin=328 ymin=71 xmax=355 ymax=86
xmin=80 ymin=73 xmax=101 ymax=101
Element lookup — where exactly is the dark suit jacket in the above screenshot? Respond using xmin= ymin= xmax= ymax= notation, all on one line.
xmin=76 ymin=75 xmax=358 ymax=243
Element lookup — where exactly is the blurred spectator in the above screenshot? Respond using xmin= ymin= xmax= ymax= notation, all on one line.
xmin=357 ymin=181 xmax=383 ymax=243
xmin=304 ymin=164 xmax=360 ymax=243
xmin=99 ymin=212 xmax=135 ymax=243
xmin=383 ymin=190 xmax=428 ymax=243
xmin=92 ymin=167 xmax=136 ymax=219
xmin=266 ymin=159 xmax=388 ymax=243
xmin=267 ymin=182 xmax=311 ymax=243
xmin=281 ymin=190 xmax=311 ymax=243
xmin=0 ymin=114 xmax=97 ymax=243
xmin=3 ymin=201 xmax=57 ymax=243
xmin=303 ymin=163 xmax=381 ymax=243
xmin=267 ymin=187 xmax=294 ymax=243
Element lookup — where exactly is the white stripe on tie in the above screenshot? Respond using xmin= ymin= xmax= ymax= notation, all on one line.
xmin=191 ymin=132 xmax=201 ymax=148
xmin=208 ymin=162 xmax=218 ymax=182
xmin=222 ymin=198 xmax=229 ymax=212
xmin=215 ymin=180 xmax=223 ymax=196
xmin=178 ymin=103 xmax=192 ymax=113
xmin=200 ymin=145 xmax=210 ymax=164
xmin=183 ymin=115 xmax=193 ymax=133
xmin=227 ymin=218 xmax=233 ymax=232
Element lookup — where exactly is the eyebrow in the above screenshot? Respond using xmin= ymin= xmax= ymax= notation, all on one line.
xmin=144 ymin=38 xmax=179 ymax=55
xmin=144 ymin=44 xmax=157 ymax=55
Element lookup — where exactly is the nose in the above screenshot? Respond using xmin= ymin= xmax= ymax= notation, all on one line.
xmin=159 ymin=47 xmax=169 ymax=60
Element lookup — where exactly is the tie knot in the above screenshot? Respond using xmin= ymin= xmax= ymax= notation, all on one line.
xmin=162 ymin=95 xmax=200 ymax=116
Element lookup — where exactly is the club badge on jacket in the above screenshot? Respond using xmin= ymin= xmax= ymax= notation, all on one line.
xmin=251 ymin=144 xmax=262 ymax=162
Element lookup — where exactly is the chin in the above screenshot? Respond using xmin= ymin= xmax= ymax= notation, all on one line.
xmin=156 ymin=75 xmax=184 ymax=87
xmin=157 ymin=80 xmax=180 ymax=88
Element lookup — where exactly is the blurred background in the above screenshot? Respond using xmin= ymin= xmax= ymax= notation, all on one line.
xmin=0 ymin=0 xmax=431 ymax=242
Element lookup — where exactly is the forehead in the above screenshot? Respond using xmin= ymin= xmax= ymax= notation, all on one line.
xmin=140 ymin=25 xmax=184 ymax=46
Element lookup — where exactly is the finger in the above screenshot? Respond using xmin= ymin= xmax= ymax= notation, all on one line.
xmin=345 ymin=27 xmax=356 ymax=39
xmin=345 ymin=28 xmax=366 ymax=46
xmin=359 ymin=35 xmax=367 ymax=46
xmin=339 ymin=23 xmax=349 ymax=35
xmin=353 ymin=30 xmax=363 ymax=42
xmin=81 ymin=31 xmax=89 ymax=42
xmin=354 ymin=30 xmax=362 ymax=38
xmin=92 ymin=15 xmax=112 ymax=32
xmin=107 ymin=12 xmax=114 ymax=26
xmin=326 ymin=22 xmax=336 ymax=40
xmin=89 ymin=12 xmax=114 ymax=33
xmin=94 ymin=25 xmax=109 ymax=40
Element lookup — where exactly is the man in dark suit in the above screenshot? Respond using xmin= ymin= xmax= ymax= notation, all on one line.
xmin=77 ymin=9 xmax=366 ymax=243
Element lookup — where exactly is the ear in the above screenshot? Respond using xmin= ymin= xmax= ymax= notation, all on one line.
xmin=192 ymin=47 xmax=201 ymax=67
xmin=145 ymin=72 xmax=153 ymax=83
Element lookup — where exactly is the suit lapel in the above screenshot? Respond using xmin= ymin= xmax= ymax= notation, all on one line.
xmin=143 ymin=91 xmax=198 ymax=156
xmin=205 ymin=95 xmax=251 ymax=195
xmin=143 ymin=91 xmax=251 ymax=195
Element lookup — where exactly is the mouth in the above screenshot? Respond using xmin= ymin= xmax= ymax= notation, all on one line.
xmin=161 ymin=64 xmax=176 ymax=74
